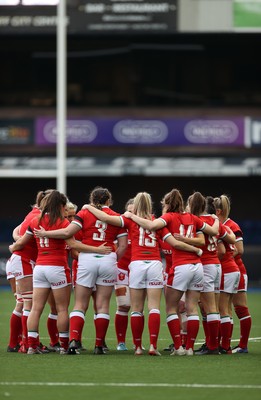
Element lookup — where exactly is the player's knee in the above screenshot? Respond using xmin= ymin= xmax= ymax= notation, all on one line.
xmin=115 ymin=285 xmax=131 ymax=308
xmin=21 ymin=291 xmax=33 ymax=301
xmin=234 ymin=305 xmax=250 ymax=319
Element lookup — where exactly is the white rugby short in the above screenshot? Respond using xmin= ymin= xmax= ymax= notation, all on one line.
xmin=8 ymin=253 xmax=34 ymax=280
xmin=129 ymin=260 xmax=163 ymax=289
xmin=167 ymin=263 xmax=204 ymax=292
xmin=5 ymin=258 xmax=15 ymax=280
xmin=116 ymin=267 xmax=129 ymax=285
xmin=202 ymin=263 xmax=222 ymax=293
xmin=220 ymin=271 xmax=240 ymax=294
xmin=76 ymin=252 xmax=117 ymax=288
xmin=237 ymin=272 xmax=248 ymax=292
xmin=33 ymin=265 xmax=71 ymax=289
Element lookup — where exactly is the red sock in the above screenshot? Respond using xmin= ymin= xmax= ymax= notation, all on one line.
xmin=230 ymin=318 xmax=234 ymax=344
xmin=166 ymin=314 xmax=182 ymax=349
xmin=207 ymin=313 xmax=219 ymax=350
xmin=131 ymin=312 xmax=144 ymax=349
xmin=59 ymin=333 xmax=69 ymax=350
xmin=115 ymin=311 xmax=128 ymax=344
xmin=186 ymin=316 xmax=199 ymax=350
xmin=95 ymin=314 xmax=110 ymax=347
xmin=9 ymin=310 xmax=22 ymax=347
xmin=220 ymin=316 xmax=231 ymax=350
xmin=27 ymin=331 xmax=39 ymax=349
xmin=181 ymin=331 xmax=187 ymax=347
xmin=22 ymin=310 xmax=30 ymax=348
xmin=47 ymin=313 xmax=59 ymax=345
xmin=234 ymin=306 xmax=252 ymax=348
xmin=148 ymin=309 xmax=160 ymax=348
xmin=218 ymin=318 xmax=221 ymax=346
xmin=239 ymin=317 xmax=252 ymax=348
xmin=202 ymin=317 xmax=209 ymax=346
xmin=69 ymin=311 xmax=85 ymax=341
xmin=93 ymin=314 xmax=97 ymax=337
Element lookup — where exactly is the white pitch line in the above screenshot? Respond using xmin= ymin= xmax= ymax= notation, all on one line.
xmin=0 ymin=382 xmax=260 ymax=389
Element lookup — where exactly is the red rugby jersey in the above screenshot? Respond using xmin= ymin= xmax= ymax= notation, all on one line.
xmin=27 ymin=214 xmax=70 ymax=267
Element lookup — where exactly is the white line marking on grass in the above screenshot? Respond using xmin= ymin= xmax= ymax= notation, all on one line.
xmin=0 ymin=382 xmax=260 ymax=389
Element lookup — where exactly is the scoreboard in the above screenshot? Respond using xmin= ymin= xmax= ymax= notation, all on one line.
xmin=0 ymin=0 xmax=178 ymax=34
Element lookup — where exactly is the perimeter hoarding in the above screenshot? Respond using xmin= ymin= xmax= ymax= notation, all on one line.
xmin=0 ymin=0 xmax=177 ymax=34
xmin=0 ymin=119 xmax=34 ymax=144
xmin=35 ymin=117 xmax=246 ymax=147
xmin=249 ymin=118 xmax=261 ymax=146
xmin=234 ymin=0 xmax=261 ymax=30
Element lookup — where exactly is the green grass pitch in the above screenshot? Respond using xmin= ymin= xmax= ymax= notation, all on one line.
xmin=0 ymin=289 xmax=260 ymax=400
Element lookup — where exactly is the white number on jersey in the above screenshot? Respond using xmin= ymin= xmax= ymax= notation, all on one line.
xmin=93 ymin=220 xmax=107 ymax=241
xmin=138 ymin=227 xmax=156 ymax=247
xmin=39 ymin=237 xmax=49 ymax=247
xmin=207 ymin=235 xmax=218 ymax=252
xmin=179 ymin=224 xmax=194 ymax=238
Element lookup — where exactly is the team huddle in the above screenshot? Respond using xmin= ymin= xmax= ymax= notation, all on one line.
xmin=6 ymin=186 xmax=251 ymax=356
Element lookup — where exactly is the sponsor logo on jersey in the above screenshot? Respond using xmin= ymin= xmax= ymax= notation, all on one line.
xmin=194 ymin=283 xmax=204 ymax=288
xmin=118 ymin=272 xmax=125 ymax=281
xmin=162 ymin=249 xmax=172 ymax=254
xmin=52 ymin=280 xmax=66 ymax=287
xmin=103 ymin=279 xmax=116 ymax=284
